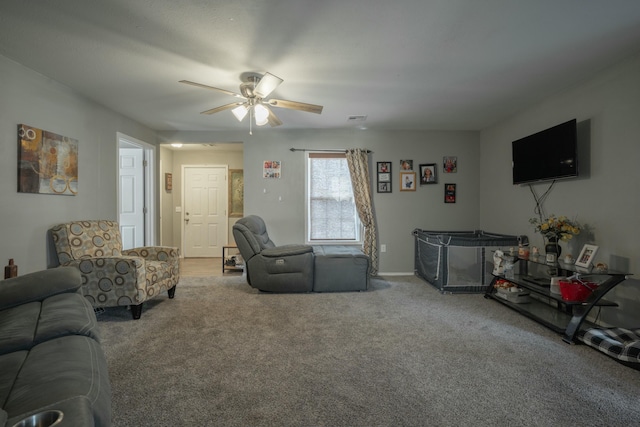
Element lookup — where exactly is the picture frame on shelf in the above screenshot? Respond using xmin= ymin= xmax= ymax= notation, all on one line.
xmin=575 ymin=244 xmax=599 ymax=268
xmin=419 ymin=163 xmax=437 ymax=185
xmin=400 ymin=171 xmax=416 ymax=191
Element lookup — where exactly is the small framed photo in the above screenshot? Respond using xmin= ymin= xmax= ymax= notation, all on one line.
xmin=443 ymin=156 xmax=457 ymax=173
xmin=575 ymin=244 xmax=599 ymax=268
xmin=400 ymin=159 xmax=413 ymax=171
xmin=377 ymin=161 xmax=391 ymax=173
xmin=378 ymin=182 xmax=391 ymax=193
xmin=165 ymin=173 xmax=172 ymax=191
xmin=444 ymin=183 xmax=456 ymax=203
xmin=400 ymin=171 xmax=416 ymax=191
xmin=419 ymin=163 xmax=437 ymax=185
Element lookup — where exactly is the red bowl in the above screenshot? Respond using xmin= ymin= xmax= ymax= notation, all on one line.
xmin=558 ymin=280 xmax=598 ymax=302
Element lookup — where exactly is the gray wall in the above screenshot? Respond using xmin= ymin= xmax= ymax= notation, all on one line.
xmin=158 ymin=129 xmax=480 ymax=273
xmin=0 ymin=55 xmax=157 ymax=274
xmin=479 ymin=52 xmax=640 ymax=327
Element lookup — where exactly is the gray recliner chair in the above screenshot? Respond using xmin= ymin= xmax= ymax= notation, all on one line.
xmin=232 ymin=215 xmax=315 ymax=292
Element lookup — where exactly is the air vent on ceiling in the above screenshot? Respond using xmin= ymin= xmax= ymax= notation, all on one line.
xmin=347 ymin=115 xmax=367 ymax=122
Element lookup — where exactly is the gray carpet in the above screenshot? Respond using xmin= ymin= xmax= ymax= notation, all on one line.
xmin=98 ymin=275 xmax=640 ymax=427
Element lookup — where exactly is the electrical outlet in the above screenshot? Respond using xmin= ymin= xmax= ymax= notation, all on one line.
xmin=380 ymin=244 xmax=386 ymax=253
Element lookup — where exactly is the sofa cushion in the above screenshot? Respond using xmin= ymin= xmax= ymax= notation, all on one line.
xmin=0 ymin=350 xmax=28 ymax=409
xmin=0 ymin=293 xmax=99 ymax=356
xmin=4 ymin=335 xmax=111 ymax=426
xmin=0 ymin=303 xmax=40 ymax=355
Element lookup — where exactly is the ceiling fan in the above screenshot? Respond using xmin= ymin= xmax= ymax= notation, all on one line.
xmin=180 ymin=72 xmax=323 ymax=134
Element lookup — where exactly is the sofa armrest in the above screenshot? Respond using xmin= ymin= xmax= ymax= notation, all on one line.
xmin=261 ymin=244 xmax=314 ymax=258
xmin=62 ymin=257 xmax=149 ymax=304
xmin=0 ymin=267 xmax=81 ymax=311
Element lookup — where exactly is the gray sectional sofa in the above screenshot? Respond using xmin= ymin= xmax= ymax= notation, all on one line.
xmin=0 ymin=267 xmax=111 ymax=427
xmin=232 ymin=215 xmax=370 ymax=293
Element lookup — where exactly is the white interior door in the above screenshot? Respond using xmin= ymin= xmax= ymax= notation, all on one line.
xmin=183 ymin=166 xmax=228 ymax=257
xmin=119 ymin=147 xmax=145 ymax=249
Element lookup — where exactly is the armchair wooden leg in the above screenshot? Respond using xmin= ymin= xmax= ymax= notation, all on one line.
xmin=130 ymin=304 xmax=143 ymax=320
xmin=168 ymin=285 xmax=177 ymax=299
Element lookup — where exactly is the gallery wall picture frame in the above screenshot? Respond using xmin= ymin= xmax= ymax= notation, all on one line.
xmin=400 ymin=159 xmax=413 ymax=171
xmin=443 ymin=156 xmax=457 ymax=173
xmin=377 ymin=161 xmax=392 ymax=193
xmin=444 ymin=183 xmax=456 ymax=203
xmin=165 ymin=173 xmax=172 ymax=191
xmin=263 ymin=160 xmax=281 ymax=178
xmin=400 ymin=171 xmax=416 ymax=191
xmin=419 ymin=163 xmax=437 ymax=185
xmin=575 ymin=244 xmax=599 ymax=268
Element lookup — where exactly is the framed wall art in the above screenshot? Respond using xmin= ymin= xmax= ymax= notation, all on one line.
xmin=444 ymin=183 xmax=456 ymax=203
xmin=400 ymin=159 xmax=413 ymax=171
xmin=18 ymin=124 xmax=78 ymax=196
xmin=377 ymin=161 xmax=392 ymax=193
xmin=443 ymin=156 xmax=457 ymax=173
xmin=263 ymin=160 xmax=281 ymax=178
xmin=400 ymin=171 xmax=416 ymax=191
xmin=419 ymin=163 xmax=437 ymax=185
xmin=165 ymin=173 xmax=172 ymax=191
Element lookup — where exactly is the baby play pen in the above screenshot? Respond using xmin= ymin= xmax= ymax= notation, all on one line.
xmin=413 ymin=229 xmax=526 ymax=293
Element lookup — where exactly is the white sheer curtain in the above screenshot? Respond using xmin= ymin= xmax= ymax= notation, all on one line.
xmin=345 ymin=149 xmax=378 ymax=275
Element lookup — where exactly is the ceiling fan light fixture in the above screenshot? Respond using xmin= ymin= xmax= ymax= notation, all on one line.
xmin=231 ymin=105 xmax=248 ymax=121
xmin=253 ymin=72 xmax=283 ymax=98
xmin=254 ymin=104 xmax=270 ymax=126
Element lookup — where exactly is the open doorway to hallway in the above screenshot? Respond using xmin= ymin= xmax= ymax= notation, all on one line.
xmin=159 ymin=142 xmax=244 ymax=258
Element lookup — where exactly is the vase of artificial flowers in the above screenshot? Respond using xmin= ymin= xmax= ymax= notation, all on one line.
xmin=529 ymin=215 xmax=581 ymax=259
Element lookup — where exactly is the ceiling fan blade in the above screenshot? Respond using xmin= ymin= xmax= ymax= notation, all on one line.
xmin=268 ymin=98 xmax=323 ymax=114
xmin=266 ymin=106 xmax=283 ymax=127
xmin=179 ymin=80 xmax=246 ymax=99
xmin=254 ymin=72 xmax=283 ymax=98
xmin=200 ymin=102 xmax=244 ymax=115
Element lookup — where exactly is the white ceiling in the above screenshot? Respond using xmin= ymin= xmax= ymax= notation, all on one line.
xmin=2 ymin=0 xmax=640 ymax=133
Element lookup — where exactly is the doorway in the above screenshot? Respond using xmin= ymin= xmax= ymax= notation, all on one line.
xmin=182 ymin=165 xmax=228 ymax=257
xmin=117 ymin=133 xmax=155 ymax=249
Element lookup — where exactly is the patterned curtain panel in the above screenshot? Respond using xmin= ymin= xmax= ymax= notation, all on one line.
xmin=346 ymin=149 xmax=379 ymax=275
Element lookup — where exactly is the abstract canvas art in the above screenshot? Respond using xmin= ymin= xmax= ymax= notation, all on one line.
xmin=18 ymin=124 xmax=78 ymax=195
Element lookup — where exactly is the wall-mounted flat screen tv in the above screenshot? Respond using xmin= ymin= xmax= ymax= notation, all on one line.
xmin=512 ymin=119 xmax=578 ymax=185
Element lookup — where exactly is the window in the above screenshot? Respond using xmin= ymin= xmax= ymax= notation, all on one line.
xmin=306 ymin=152 xmax=361 ymax=243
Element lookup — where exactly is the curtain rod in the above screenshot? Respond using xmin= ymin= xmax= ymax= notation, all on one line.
xmin=289 ymin=148 xmax=373 ymax=153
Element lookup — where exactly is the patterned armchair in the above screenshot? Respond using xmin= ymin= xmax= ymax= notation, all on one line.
xmin=49 ymin=220 xmax=180 ymax=319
